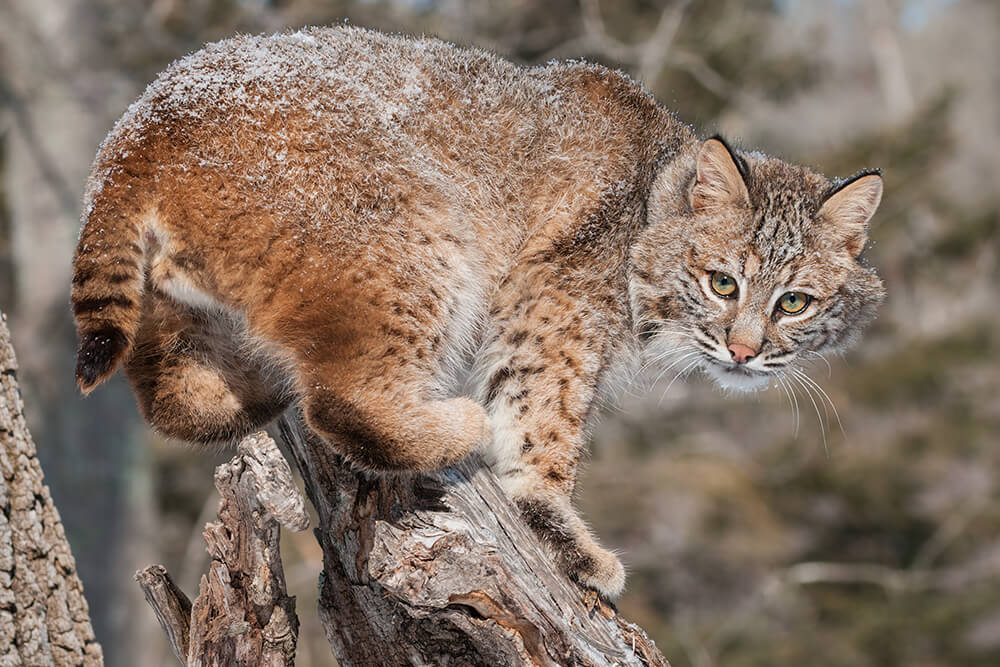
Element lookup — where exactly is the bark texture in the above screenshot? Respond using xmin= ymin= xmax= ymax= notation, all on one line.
xmin=137 ymin=409 xmax=673 ymax=666
xmin=277 ymin=415 xmax=671 ymax=667
xmin=137 ymin=432 xmax=308 ymax=666
xmin=0 ymin=311 xmax=104 ymax=666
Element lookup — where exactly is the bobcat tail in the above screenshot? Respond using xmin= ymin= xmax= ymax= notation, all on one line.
xmin=71 ymin=180 xmax=148 ymax=394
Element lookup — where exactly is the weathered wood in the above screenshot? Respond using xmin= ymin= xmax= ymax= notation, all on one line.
xmin=136 ymin=392 xmax=673 ymax=666
xmin=0 ymin=311 xmax=104 ymax=666
xmin=278 ymin=414 xmax=671 ymax=667
xmin=138 ymin=431 xmax=309 ymax=666
xmin=135 ymin=565 xmax=192 ymax=663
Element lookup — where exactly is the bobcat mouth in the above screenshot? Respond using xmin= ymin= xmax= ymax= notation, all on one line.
xmin=703 ymin=357 xmax=770 ymax=392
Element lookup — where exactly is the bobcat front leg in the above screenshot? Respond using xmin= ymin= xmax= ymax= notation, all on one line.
xmin=479 ymin=262 xmax=628 ymax=600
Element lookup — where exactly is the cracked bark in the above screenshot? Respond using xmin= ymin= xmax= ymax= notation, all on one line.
xmin=136 ymin=432 xmax=308 ymax=666
xmin=0 ymin=311 xmax=104 ymax=666
xmin=139 ymin=412 xmax=673 ymax=666
xmin=275 ymin=415 xmax=671 ymax=667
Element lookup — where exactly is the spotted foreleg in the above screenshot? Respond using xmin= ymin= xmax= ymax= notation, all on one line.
xmin=477 ymin=271 xmax=627 ymax=599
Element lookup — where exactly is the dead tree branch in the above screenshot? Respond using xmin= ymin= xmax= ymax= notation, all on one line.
xmin=274 ymin=415 xmax=670 ymax=666
xmin=135 ymin=390 xmax=673 ymax=665
xmin=137 ymin=432 xmax=309 ymax=666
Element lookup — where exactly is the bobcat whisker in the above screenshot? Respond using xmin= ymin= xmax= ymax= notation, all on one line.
xmin=776 ymin=375 xmax=800 ymax=438
xmin=637 ymin=338 xmax=697 ymax=377
xmin=790 ymin=368 xmax=830 ymax=425
xmin=806 ymin=350 xmax=833 ymax=378
xmin=658 ymin=357 xmax=703 ymax=407
xmin=646 ymin=349 xmax=700 ymax=390
xmin=651 ymin=333 xmax=697 ymax=363
xmin=792 ymin=368 xmax=845 ymax=437
xmin=789 ymin=371 xmax=828 ymax=455
xmin=645 ymin=325 xmax=698 ymax=346
xmin=623 ymin=343 xmax=698 ymax=401
xmin=648 ymin=330 xmax=700 ymax=349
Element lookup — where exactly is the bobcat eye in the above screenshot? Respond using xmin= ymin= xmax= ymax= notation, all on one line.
xmin=777 ymin=291 xmax=811 ymax=315
xmin=710 ymin=272 xmax=738 ymax=298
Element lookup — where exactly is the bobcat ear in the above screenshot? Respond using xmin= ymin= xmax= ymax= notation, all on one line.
xmin=818 ymin=171 xmax=883 ymax=256
xmin=690 ymin=137 xmax=751 ymax=212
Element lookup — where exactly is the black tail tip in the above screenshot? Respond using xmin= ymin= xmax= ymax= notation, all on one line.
xmin=75 ymin=327 xmax=130 ymax=393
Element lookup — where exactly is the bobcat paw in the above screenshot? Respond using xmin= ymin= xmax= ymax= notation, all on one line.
xmin=512 ymin=492 xmax=628 ymax=601
xmin=570 ymin=547 xmax=626 ymax=601
xmin=439 ymin=397 xmax=493 ymax=457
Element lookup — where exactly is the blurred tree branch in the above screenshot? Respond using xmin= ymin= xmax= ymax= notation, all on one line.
xmin=537 ymin=0 xmax=766 ymax=111
xmin=0 ymin=73 xmax=79 ymax=220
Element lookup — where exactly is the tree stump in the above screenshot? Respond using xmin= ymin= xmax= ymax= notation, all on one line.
xmin=0 ymin=311 xmax=104 ymax=665
xmin=139 ymin=412 xmax=672 ymax=665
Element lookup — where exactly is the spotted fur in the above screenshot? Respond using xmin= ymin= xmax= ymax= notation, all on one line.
xmin=71 ymin=26 xmax=884 ymax=600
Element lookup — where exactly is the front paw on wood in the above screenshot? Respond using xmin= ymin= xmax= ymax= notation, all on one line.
xmin=570 ymin=547 xmax=626 ymax=602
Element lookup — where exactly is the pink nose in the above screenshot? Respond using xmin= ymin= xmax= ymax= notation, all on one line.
xmin=728 ymin=343 xmax=757 ymax=364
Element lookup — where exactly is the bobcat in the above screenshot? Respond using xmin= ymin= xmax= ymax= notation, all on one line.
xmin=71 ymin=26 xmax=885 ymax=599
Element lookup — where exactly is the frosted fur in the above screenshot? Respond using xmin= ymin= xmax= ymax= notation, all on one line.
xmin=71 ymin=26 xmax=885 ymax=601
xmin=84 ymin=26 xmax=646 ymax=236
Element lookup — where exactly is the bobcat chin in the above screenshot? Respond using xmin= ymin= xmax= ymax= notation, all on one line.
xmin=71 ymin=26 xmax=884 ymax=601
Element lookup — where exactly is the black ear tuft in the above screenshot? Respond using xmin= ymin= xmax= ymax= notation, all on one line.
xmin=826 ymin=168 xmax=883 ymax=200
xmin=708 ymin=134 xmax=751 ymax=186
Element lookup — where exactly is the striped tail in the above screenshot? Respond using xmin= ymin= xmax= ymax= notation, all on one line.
xmin=71 ymin=184 xmax=146 ymax=394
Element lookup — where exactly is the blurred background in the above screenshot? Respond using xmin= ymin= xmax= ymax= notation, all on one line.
xmin=1 ymin=0 xmax=998 ymax=665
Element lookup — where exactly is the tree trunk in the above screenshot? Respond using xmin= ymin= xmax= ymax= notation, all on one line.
xmin=0 ymin=310 xmax=104 ymax=665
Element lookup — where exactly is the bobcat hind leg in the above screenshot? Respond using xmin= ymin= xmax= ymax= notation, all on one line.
xmin=126 ymin=295 xmax=291 ymax=444
xmin=303 ymin=373 xmax=490 ymax=473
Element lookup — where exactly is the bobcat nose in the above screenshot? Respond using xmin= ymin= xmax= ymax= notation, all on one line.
xmin=728 ymin=343 xmax=757 ymax=364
